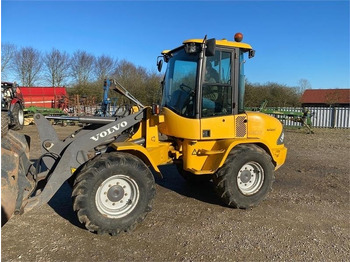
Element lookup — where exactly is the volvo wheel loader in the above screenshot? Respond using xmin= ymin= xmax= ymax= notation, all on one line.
xmin=1 ymin=34 xmax=287 ymax=235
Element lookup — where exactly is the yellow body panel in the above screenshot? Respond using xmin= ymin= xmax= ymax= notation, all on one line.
xmin=111 ymin=108 xmax=173 ymax=173
xmin=200 ymin=115 xmax=236 ymax=139
xmin=110 ymin=141 xmax=173 ymax=173
xmin=247 ymin=111 xmax=281 ymax=138
xmin=124 ymin=107 xmax=286 ymax=175
xmin=246 ymin=111 xmax=287 ymax=169
xmin=158 ymin=107 xmax=201 ymax=140
xmin=180 ymin=136 xmax=286 ymax=175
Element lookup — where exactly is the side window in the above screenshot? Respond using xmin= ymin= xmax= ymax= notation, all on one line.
xmin=202 ymin=51 xmax=232 ymax=117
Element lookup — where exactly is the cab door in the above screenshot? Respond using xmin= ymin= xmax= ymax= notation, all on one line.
xmin=200 ymin=50 xmax=236 ymax=139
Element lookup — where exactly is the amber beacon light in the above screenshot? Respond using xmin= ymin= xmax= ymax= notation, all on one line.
xmin=234 ymin=32 xmax=243 ymax=42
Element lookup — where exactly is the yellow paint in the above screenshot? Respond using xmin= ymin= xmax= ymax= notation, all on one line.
xmin=113 ymin=107 xmax=173 ymax=173
xmin=122 ymin=107 xmax=286 ymax=175
xmin=111 ymin=141 xmax=173 ymax=173
xmin=158 ymin=107 xmax=201 ymax=139
xmin=200 ymin=115 xmax=236 ymax=139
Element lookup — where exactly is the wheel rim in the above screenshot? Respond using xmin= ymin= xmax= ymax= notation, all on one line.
xmin=18 ymin=109 xmax=24 ymax=125
xmin=237 ymin=161 xmax=264 ymax=196
xmin=95 ymin=175 xmax=139 ymax=218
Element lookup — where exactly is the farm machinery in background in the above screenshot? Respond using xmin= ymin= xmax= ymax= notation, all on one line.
xmin=19 ymin=86 xmax=68 ymax=123
xmin=247 ymin=100 xmax=314 ymax=134
xmin=1 ymin=82 xmax=69 ymax=130
xmin=1 ymin=34 xmax=287 ymax=236
xmin=94 ymin=79 xmax=136 ymax=119
xmin=94 ymin=79 xmax=118 ymax=117
xmin=1 ymin=82 xmax=25 ymax=130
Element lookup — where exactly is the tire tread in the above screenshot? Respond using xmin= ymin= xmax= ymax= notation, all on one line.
xmin=213 ymin=144 xmax=275 ymax=209
xmin=72 ymin=152 xmax=155 ymax=235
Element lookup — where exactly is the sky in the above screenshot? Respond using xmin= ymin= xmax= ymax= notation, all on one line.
xmin=1 ymin=0 xmax=349 ymax=89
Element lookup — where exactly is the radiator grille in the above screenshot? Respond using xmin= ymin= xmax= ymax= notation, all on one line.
xmin=236 ymin=116 xmax=247 ymax=137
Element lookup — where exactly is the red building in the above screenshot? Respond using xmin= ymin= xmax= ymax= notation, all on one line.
xmin=300 ymin=89 xmax=350 ymax=107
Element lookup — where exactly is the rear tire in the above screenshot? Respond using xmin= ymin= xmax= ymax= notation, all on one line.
xmin=72 ymin=152 xmax=155 ymax=235
xmin=213 ymin=144 xmax=275 ymax=209
xmin=11 ymin=103 xmax=24 ymax=130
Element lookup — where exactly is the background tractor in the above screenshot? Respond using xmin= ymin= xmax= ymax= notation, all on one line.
xmin=1 ymin=81 xmax=25 ymax=130
xmin=1 ymin=34 xmax=287 ymax=235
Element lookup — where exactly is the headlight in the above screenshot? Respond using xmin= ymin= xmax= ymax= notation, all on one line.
xmin=277 ymin=130 xmax=284 ymax=145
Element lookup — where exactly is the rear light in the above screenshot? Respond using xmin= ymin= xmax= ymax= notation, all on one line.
xmin=152 ymin=104 xmax=160 ymax=115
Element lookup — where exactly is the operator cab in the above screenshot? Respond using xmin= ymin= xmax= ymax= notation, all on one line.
xmin=159 ymin=34 xmax=255 ymax=120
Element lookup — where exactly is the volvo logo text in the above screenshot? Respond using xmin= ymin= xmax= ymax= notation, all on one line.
xmin=90 ymin=121 xmax=128 ymax=141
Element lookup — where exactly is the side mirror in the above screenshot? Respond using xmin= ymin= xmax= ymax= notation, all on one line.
xmin=249 ymin=49 xmax=256 ymax=59
xmin=157 ymin=56 xmax=163 ymax=72
xmin=205 ymin=38 xmax=216 ymax=56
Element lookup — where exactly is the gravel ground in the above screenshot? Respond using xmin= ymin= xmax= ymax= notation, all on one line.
xmin=1 ymin=125 xmax=350 ymax=261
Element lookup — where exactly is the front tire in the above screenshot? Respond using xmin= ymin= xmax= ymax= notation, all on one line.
xmin=72 ymin=152 xmax=155 ymax=235
xmin=11 ymin=103 xmax=24 ymax=130
xmin=213 ymin=144 xmax=275 ymax=209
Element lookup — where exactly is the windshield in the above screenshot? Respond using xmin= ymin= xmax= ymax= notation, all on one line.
xmin=161 ymin=48 xmax=199 ymax=118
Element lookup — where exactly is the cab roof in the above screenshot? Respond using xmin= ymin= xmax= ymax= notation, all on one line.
xmin=162 ymin=38 xmax=253 ymax=55
xmin=184 ymin=38 xmax=253 ymax=49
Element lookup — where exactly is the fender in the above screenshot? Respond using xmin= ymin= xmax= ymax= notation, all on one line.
xmin=217 ymin=139 xmax=287 ymax=171
xmin=181 ymin=138 xmax=286 ymax=174
xmin=9 ymin=98 xmax=22 ymax=108
xmin=110 ymin=142 xmax=161 ymax=173
xmin=110 ymin=141 xmax=173 ymax=175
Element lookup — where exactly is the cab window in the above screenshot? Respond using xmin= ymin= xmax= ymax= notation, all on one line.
xmin=162 ymin=49 xmax=198 ymax=118
xmin=202 ymin=51 xmax=232 ymax=117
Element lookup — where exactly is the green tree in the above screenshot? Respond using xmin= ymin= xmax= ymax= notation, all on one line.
xmin=244 ymin=81 xmax=301 ymax=108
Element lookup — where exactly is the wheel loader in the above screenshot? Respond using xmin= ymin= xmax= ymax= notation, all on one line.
xmin=1 ymin=34 xmax=287 ymax=235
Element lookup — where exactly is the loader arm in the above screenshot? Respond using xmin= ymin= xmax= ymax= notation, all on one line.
xmin=23 ymin=110 xmax=145 ymax=213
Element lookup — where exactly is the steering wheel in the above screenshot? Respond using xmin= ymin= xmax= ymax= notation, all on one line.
xmin=178 ymin=83 xmax=195 ymax=116
xmin=180 ymin=83 xmax=193 ymax=95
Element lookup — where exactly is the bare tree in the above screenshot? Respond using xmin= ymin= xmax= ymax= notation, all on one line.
xmin=43 ymin=48 xmax=70 ymax=86
xmin=13 ymin=47 xmax=42 ymax=86
xmin=1 ymin=43 xmax=17 ymax=78
xmin=70 ymin=50 xmax=95 ymax=85
xmin=297 ymin=78 xmax=312 ymax=95
xmin=94 ymin=55 xmax=117 ymax=82
xmin=112 ymin=60 xmax=162 ymax=104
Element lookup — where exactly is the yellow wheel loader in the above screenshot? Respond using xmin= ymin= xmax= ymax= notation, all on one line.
xmin=1 ymin=34 xmax=287 ymax=235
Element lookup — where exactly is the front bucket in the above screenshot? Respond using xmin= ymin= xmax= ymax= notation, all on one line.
xmin=1 ymin=130 xmax=35 ymax=226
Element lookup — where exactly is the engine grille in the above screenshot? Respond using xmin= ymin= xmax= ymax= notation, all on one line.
xmin=236 ymin=116 xmax=247 ymax=137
